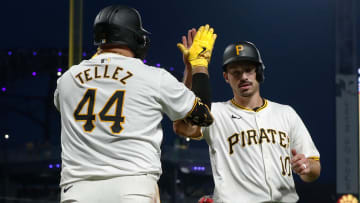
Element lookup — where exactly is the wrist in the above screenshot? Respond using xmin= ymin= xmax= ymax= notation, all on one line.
xmin=190 ymin=59 xmax=208 ymax=69
xmin=185 ymin=64 xmax=192 ymax=71
xmin=300 ymin=160 xmax=321 ymax=182
xmin=192 ymin=67 xmax=208 ymax=75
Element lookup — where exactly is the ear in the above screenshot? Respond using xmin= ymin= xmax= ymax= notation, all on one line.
xmin=223 ymin=72 xmax=229 ymax=83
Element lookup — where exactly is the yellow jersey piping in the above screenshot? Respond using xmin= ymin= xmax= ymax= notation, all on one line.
xmin=231 ymin=99 xmax=268 ymax=112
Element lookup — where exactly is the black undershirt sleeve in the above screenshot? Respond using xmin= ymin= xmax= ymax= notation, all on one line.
xmin=191 ymin=73 xmax=211 ymax=109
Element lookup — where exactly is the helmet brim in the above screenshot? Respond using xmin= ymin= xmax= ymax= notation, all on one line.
xmin=223 ymin=56 xmax=262 ymax=69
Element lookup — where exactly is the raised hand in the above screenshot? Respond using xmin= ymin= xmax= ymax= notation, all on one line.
xmin=177 ymin=24 xmax=217 ymax=69
xmin=180 ymin=28 xmax=196 ymax=68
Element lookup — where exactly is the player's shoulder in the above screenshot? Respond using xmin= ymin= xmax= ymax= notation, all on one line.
xmin=266 ymin=99 xmax=296 ymax=113
xmin=211 ymin=101 xmax=229 ymax=107
xmin=56 ymin=64 xmax=78 ymax=84
xmin=104 ymin=54 xmax=168 ymax=76
xmin=133 ymin=63 xmax=177 ymax=86
xmin=66 ymin=61 xmax=91 ymax=76
xmin=210 ymin=100 xmax=232 ymax=111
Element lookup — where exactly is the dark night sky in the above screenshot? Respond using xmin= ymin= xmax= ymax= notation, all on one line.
xmin=2 ymin=0 xmax=337 ymax=184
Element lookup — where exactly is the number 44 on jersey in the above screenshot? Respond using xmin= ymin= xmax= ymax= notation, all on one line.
xmin=73 ymin=88 xmax=125 ymax=134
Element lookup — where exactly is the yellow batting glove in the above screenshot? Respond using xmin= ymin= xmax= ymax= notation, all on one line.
xmin=177 ymin=24 xmax=217 ymax=68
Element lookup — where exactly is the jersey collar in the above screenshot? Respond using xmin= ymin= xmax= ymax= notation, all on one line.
xmin=230 ymin=98 xmax=268 ymax=112
xmin=90 ymin=52 xmax=142 ymax=63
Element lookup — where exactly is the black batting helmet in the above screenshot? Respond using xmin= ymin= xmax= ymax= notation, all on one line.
xmin=222 ymin=41 xmax=265 ymax=82
xmin=93 ymin=5 xmax=150 ymax=59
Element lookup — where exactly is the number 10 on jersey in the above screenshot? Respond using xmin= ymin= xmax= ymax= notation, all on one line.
xmin=73 ymin=88 xmax=125 ymax=134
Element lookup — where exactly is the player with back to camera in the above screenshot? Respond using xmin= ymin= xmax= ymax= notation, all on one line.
xmin=174 ymin=35 xmax=321 ymax=203
xmin=54 ymin=4 xmax=217 ymax=203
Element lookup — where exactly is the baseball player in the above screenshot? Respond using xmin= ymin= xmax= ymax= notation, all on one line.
xmin=54 ymin=5 xmax=216 ymax=203
xmin=174 ymin=40 xmax=321 ymax=203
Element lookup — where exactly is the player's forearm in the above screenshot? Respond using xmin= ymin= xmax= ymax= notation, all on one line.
xmin=300 ymin=159 xmax=321 ymax=182
xmin=183 ymin=66 xmax=208 ymax=88
xmin=183 ymin=65 xmax=192 ymax=88
xmin=182 ymin=66 xmax=208 ymax=91
xmin=192 ymin=66 xmax=208 ymax=75
xmin=192 ymin=67 xmax=211 ymax=109
xmin=173 ymin=120 xmax=202 ymax=138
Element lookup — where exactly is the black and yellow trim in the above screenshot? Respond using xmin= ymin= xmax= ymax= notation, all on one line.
xmin=231 ymin=98 xmax=268 ymax=112
xmin=308 ymin=156 xmax=320 ymax=161
xmin=186 ymin=97 xmax=200 ymax=118
xmin=184 ymin=97 xmax=214 ymax=127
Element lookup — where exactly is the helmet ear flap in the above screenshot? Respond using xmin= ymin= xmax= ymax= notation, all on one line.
xmin=139 ymin=35 xmax=150 ymax=50
xmin=134 ymin=34 xmax=150 ymax=60
xmin=256 ymin=65 xmax=265 ymax=83
xmin=142 ymin=35 xmax=149 ymax=48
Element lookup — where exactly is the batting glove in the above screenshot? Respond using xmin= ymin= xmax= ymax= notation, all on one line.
xmin=177 ymin=24 xmax=217 ymax=68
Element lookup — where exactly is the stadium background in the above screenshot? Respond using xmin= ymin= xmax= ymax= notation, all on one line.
xmin=0 ymin=0 xmax=357 ymax=202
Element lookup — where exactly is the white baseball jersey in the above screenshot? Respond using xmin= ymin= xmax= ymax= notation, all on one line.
xmin=54 ymin=53 xmax=196 ymax=186
xmin=201 ymin=99 xmax=320 ymax=203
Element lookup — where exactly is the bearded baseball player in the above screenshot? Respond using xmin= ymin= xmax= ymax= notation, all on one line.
xmin=174 ymin=40 xmax=321 ymax=203
xmin=54 ymin=5 xmax=216 ymax=203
